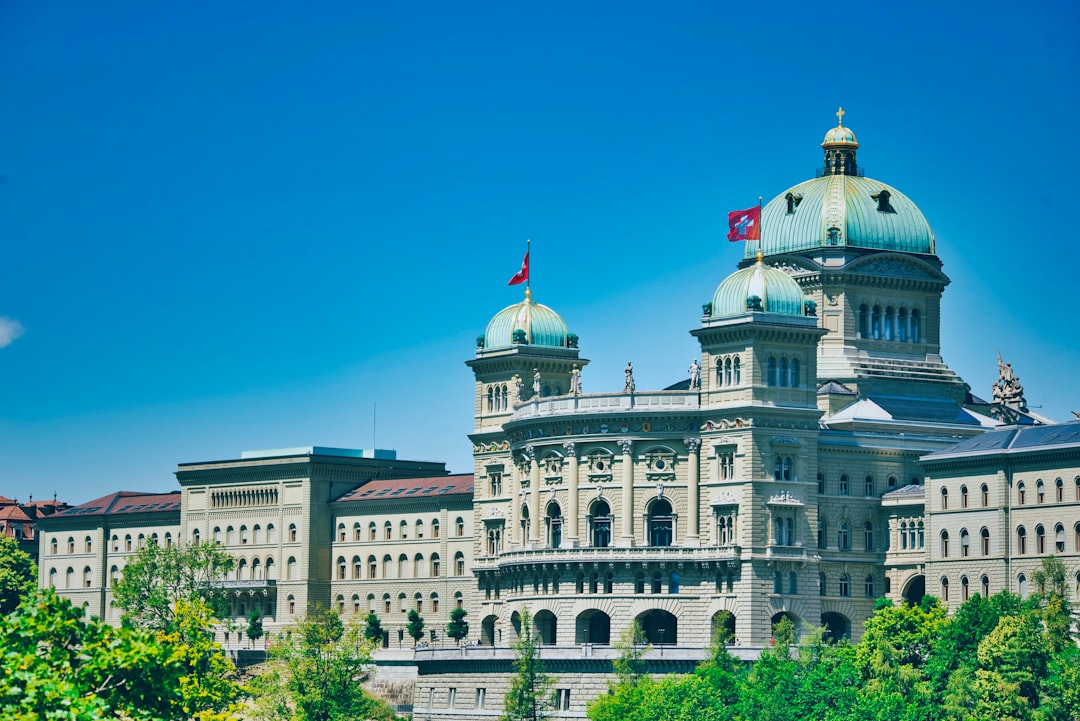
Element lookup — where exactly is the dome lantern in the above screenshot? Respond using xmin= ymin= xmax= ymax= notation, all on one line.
xmin=822 ymin=106 xmax=859 ymax=177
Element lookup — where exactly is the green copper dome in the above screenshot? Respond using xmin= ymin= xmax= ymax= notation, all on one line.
xmin=711 ymin=253 xmax=806 ymax=318
xmin=745 ymin=111 xmax=935 ymax=258
xmin=483 ymin=289 xmax=572 ymax=350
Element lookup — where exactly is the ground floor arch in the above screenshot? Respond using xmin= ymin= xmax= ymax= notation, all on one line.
xmin=480 ymin=614 xmax=497 ymax=646
xmin=636 ymin=609 xmax=677 ymax=645
xmin=534 ymin=609 xmax=557 ymax=645
xmin=711 ymin=610 xmax=736 ymax=644
xmin=770 ymin=611 xmax=801 ymax=642
xmin=575 ymin=609 xmax=611 ymax=644
xmin=902 ymin=575 xmax=926 ymax=606
xmin=821 ymin=612 xmax=850 ymax=642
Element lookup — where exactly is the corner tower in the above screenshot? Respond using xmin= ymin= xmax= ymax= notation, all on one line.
xmin=743 ymin=109 xmax=968 ymax=403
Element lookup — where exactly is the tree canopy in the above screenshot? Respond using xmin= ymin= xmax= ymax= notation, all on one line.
xmin=0 ymin=534 xmax=36 ymax=614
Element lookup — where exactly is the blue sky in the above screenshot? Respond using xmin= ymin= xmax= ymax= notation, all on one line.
xmin=2 ymin=1 xmax=1078 ymax=503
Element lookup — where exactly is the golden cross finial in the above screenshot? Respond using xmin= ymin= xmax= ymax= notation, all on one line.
xmin=836 ymin=106 xmax=845 ymax=126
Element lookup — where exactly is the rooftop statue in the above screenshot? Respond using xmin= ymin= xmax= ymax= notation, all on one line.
xmin=992 ymin=352 xmax=1027 ymax=411
xmin=624 ymin=362 xmax=635 ymax=393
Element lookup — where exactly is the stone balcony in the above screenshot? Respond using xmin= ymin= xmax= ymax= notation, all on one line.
xmin=209 ymin=579 xmax=277 ymax=595
xmin=510 ymin=391 xmax=699 ymax=421
xmin=473 ymin=545 xmax=740 ymax=572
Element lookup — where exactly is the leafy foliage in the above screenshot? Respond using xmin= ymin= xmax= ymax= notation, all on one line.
xmin=502 ymin=609 xmax=556 ymax=721
xmin=0 ymin=590 xmax=241 ymax=721
xmin=248 ymin=610 xmax=395 ymax=721
xmin=447 ymin=606 xmax=469 ymax=644
xmin=588 ymin=587 xmax=1079 ymax=721
xmin=246 ymin=608 xmax=264 ymax=643
xmin=406 ymin=609 xmax=425 ymax=645
xmin=0 ymin=534 xmax=36 ymax=615
xmin=363 ymin=611 xmax=384 ymax=645
xmin=112 ymin=540 xmax=234 ymax=631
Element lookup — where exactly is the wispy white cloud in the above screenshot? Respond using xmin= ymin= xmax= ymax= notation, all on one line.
xmin=0 ymin=317 xmax=25 ymax=348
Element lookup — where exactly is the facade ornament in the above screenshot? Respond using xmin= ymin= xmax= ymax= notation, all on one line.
xmin=688 ymin=359 xmax=701 ymax=390
xmin=991 ymin=352 xmax=1027 ymax=411
xmin=569 ymin=365 xmax=582 ymax=396
xmin=624 ymin=362 xmax=635 ymax=393
xmin=596 ymin=486 xmax=604 ymax=498
xmin=684 ymin=438 xmax=701 ymax=453
xmin=533 ymin=369 xmax=542 ymax=398
xmin=655 ymin=483 xmax=665 ymax=498
xmin=562 ymin=441 xmax=577 ymax=457
xmin=617 ymin=439 xmax=634 ymax=455
xmin=511 ymin=374 xmax=524 ymax=404
xmin=523 ymin=445 xmax=536 ymax=462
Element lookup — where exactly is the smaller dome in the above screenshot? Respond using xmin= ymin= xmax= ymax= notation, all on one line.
xmin=822 ymin=106 xmax=858 ymax=147
xmin=711 ymin=251 xmax=806 ymax=319
xmin=483 ymin=289 xmax=571 ymax=350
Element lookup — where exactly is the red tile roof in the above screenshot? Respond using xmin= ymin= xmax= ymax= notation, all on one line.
xmin=54 ymin=491 xmax=182 ymax=518
xmin=0 ymin=495 xmax=15 ymax=505
xmin=336 ymin=474 xmax=473 ymax=503
xmin=0 ymin=505 xmax=33 ymax=522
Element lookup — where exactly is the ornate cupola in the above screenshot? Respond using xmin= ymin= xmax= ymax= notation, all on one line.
xmin=821 ymin=106 xmax=859 ymax=176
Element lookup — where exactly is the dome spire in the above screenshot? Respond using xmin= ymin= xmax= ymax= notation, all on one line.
xmin=822 ymin=107 xmax=859 ymax=176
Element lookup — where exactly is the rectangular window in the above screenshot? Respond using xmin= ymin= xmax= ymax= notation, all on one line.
xmin=556 ymin=689 xmax=571 ymax=711
xmin=475 ymin=688 xmax=486 ymax=709
xmin=447 ymin=688 xmax=456 ymax=708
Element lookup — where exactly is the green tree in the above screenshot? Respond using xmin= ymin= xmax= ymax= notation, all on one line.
xmin=612 ymin=620 xmax=649 ymax=685
xmin=113 ymin=540 xmax=234 ymax=631
xmin=0 ymin=589 xmax=241 ymax=721
xmin=502 ymin=609 xmax=556 ymax=721
xmin=160 ymin=598 xmax=244 ymax=721
xmin=0 ymin=534 xmax=36 ymax=615
xmin=446 ymin=606 xmax=469 ymax=645
xmin=249 ymin=609 xmax=395 ymax=721
xmin=246 ymin=608 xmax=265 ymax=645
xmin=363 ymin=611 xmax=384 ymax=645
xmin=406 ymin=609 xmax=425 ymax=645
xmin=972 ymin=614 xmax=1049 ymax=720
xmin=1030 ymin=555 xmax=1074 ymax=653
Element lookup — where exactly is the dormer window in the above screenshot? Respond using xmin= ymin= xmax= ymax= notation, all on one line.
xmin=871 ymin=190 xmax=895 ymax=213
xmin=785 ymin=192 xmax=803 ymax=214
xmin=826 ymin=227 xmax=840 ymax=245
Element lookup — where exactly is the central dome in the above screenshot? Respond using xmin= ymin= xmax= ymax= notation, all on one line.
xmin=745 ymin=111 xmax=935 ymax=258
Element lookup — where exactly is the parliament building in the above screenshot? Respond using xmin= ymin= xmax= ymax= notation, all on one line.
xmin=37 ymin=113 xmax=1080 ymax=718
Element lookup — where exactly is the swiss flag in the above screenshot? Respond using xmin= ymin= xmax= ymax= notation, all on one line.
xmin=727 ymin=205 xmax=761 ymax=242
xmin=507 ymin=251 xmax=529 ymax=285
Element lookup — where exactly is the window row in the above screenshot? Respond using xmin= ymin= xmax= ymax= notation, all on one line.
xmin=1016 ymin=478 xmax=1080 ymax=505
xmin=765 ymin=356 xmax=800 ymax=387
xmin=898 ymin=521 xmax=925 ymax=550
xmin=818 ymin=473 xmax=912 ymax=496
xmin=205 ymin=523 xmax=278 ymax=546
xmin=50 ymin=532 xmax=178 ymax=556
xmin=940 ymin=574 xmax=993 ymax=603
xmin=336 ymin=517 xmax=465 ymax=542
xmin=715 ymin=356 xmax=742 ymax=387
xmin=1015 ymin=523 xmax=1079 ymax=555
xmin=47 ymin=566 xmax=95 ymax=589
xmin=939 ymin=527 xmax=992 ymax=557
xmin=335 ymin=551 xmax=466 ymax=580
xmin=858 ymin=304 xmax=921 ymax=342
xmin=817 ymin=572 xmax=877 ymax=598
xmin=816 ymin=520 xmax=877 ymax=551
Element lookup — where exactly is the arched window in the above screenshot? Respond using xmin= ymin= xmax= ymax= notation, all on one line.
xmin=940 ymin=487 xmax=948 ymax=509
xmin=368 ymin=555 xmax=377 ymax=578
xmin=1036 ymin=480 xmax=1045 ymax=504
xmin=961 ymin=576 xmax=970 ymax=601
xmin=839 ymin=574 xmax=850 ymax=597
xmin=51 ymin=538 xmax=58 ymax=555
xmin=1055 ymin=524 xmax=1065 ymax=553
xmin=110 ymin=565 xmax=119 ymax=587
xmin=337 ymin=557 xmax=346 ymax=580
xmin=1035 ymin=525 xmax=1045 ymax=554
xmin=125 ymin=534 xmax=133 ymax=552
xmin=589 ymin=500 xmax=612 ymax=548
xmin=1075 ymin=522 xmax=1080 ymax=551
xmin=884 ymin=306 xmax=895 ymax=340
xmin=960 ymin=485 xmax=968 ymax=508
xmin=864 ymin=521 xmax=874 ymax=550
xmin=1016 ymin=526 xmax=1027 ymax=554
xmin=940 ymin=530 xmax=950 ymax=557
xmin=398 ymin=554 xmax=408 ymax=578
xmin=981 ymin=527 xmax=990 ymax=555
xmin=67 ymin=537 xmax=75 ymax=554
xmin=767 ymin=357 xmax=777 ymax=386
xmin=414 ymin=553 xmax=424 ymax=577
xmin=897 ymin=308 xmax=908 ymax=341
xmin=265 ymin=557 xmax=275 ymax=580
xmin=1018 ymin=482 xmax=1026 ymax=504
xmin=887 ymin=475 xmax=897 ymax=490
xmin=368 ymin=522 xmax=376 ymax=541
xmin=859 ymin=304 xmax=869 ymax=337
xmin=432 ymin=519 xmax=440 ymax=538
xmin=400 ymin=520 xmax=408 ymax=539
xmin=83 ymin=567 xmax=92 ymax=588
xmin=865 ymin=575 xmax=875 ymax=598
xmin=779 ymin=358 xmax=789 ymax=387
xmin=723 ymin=358 xmax=732 ymax=386
xmin=839 ymin=474 xmax=849 ymax=496
xmin=289 ymin=524 xmax=297 ymax=543
xmin=941 ymin=576 xmax=950 ymax=602
xmin=382 ymin=555 xmax=391 ymax=578
xmin=960 ymin=528 xmax=970 ymax=557
xmin=733 ymin=357 xmax=741 ymax=384
xmin=817 ymin=519 xmax=827 ymax=549
xmin=546 ymin=502 xmax=563 ymax=549
xmin=671 ymin=572 xmax=681 ymax=594
xmin=910 ymin=309 xmax=920 ymax=342
xmin=981 ymin=484 xmax=989 ymax=506
xmin=838 ymin=521 xmax=850 ymax=550
xmin=456 ymin=517 xmax=465 ymax=537
xmin=384 ymin=521 xmax=392 ymax=540
xmin=871 ymin=305 xmax=882 ymax=339
xmin=240 ymin=526 xmax=249 ymax=544
xmin=252 ymin=558 xmax=263 ymax=580
xmin=917 ymin=521 xmax=925 ymax=548
xmin=486 ymin=386 xmax=494 ymax=412
xmin=1018 ymin=574 xmax=1028 ymax=598
xmin=864 ymin=475 xmax=874 ymax=496
xmin=1055 ymin=478 xmax=1064 ymax=502
xmin=900 ymin=521 xmax=908 ymax=550
xmin=85 ymin=536 xmax=92 ymax=553
xmin=981 ymin=575 xmax=990 ymax=598
xmin=352 ymin=556 xmax=362 ymax=579
xmin=454 ymin=551 xmax=465 ymax=576
xmin=287 ymin=557 xmax=296 ymax=580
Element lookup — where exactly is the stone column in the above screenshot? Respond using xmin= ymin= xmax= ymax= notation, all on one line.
xmin=509 ymin=458 xmax=520 ymax=547
xmin=684 ymin=438 xmax=701 ymax=546
xmin=618 ymin=439 xmax=635 ymax=547
xmin=527 ymin=445 xmax=541 ymax=545
xmin=564 ymin=442 xmax=579 ymax=546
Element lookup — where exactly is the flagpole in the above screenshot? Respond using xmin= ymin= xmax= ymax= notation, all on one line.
xmin=526 ymin=238 xmax=531 ymax=295
xmin=757 ymin=196 xmax=763 ymax=259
